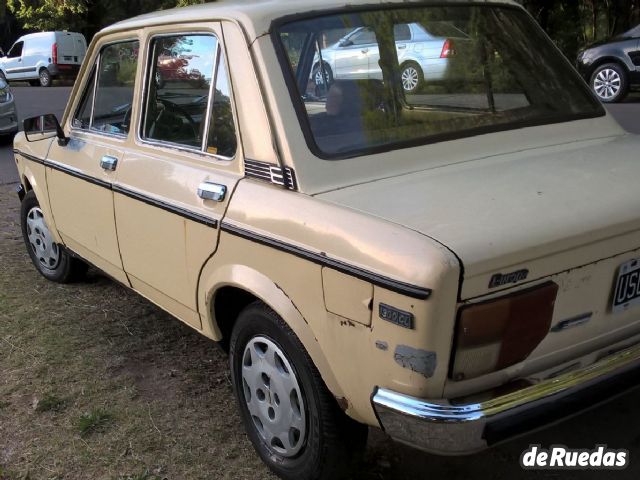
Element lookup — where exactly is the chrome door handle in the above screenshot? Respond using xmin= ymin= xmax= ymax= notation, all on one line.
xmin=197 ymin=181 xmax=226 ymax=202
xmin=100 ymin=155 xmax=118 ymax=171
xmin=397 ymin=44 xmax=407 ymax=50
xmin=361 ymin=49 xmax=369 ymax=54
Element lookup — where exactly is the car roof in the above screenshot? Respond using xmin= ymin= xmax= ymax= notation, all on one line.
xmin=102 ymin=0 xmax=521 ymax=42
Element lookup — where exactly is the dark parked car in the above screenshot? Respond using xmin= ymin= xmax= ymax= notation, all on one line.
xmin=577 ymin=24 xmax=640 ymax=103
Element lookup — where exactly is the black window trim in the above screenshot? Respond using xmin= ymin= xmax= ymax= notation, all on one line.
xmin=270 ymin=1 xmax=606 ymax=161
xmin=71 ymin=38 xmax=140 ymax=140
xmin=137 ymin=31 xmax=239 ymax=162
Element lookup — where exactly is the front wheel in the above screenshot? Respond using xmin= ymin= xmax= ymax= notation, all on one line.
xmin=230 ymin=302 xmax=367 ymax=480
xmin=39 ymin=68 xmax=52 ymax=87
xmin=590 ymin=63 xmax=628 ymax=103
xmin=21 ymin=191 xmax=86 ymax=282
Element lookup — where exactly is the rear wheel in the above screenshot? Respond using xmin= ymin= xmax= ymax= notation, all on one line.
xmin=590 ymin=63 xmax=628 ymax=103
xmin=312 ymin=63 xmax=333 ymax=96
xmin=400 ymin=61 xmax=423 ymax=94
xmin=229 ymin=301 xmax=367 ymax=480
xmin=39 ymin=68 xmax=52 ymax=87
xmin=20 ymin=191 xmax=87 ymax=282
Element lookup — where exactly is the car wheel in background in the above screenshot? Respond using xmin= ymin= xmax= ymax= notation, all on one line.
xmin=400 ymin=61 xmax=423 ymax=94
xmin=590 ymin=63 xmax=628 ymax=103
xmin=20 ymin=191 xmax=87 ymax=282
xmin=39 ymin=68 xmax=52 ymax=87
xmin=312 ymin=63 xmax=333 ymax=96
xmin=230 ymin=301 xmax=367 ymax=480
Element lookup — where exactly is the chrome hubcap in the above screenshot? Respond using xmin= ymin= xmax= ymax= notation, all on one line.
xmin=594 ymin=68 xmax=621 ymax=99
xmin=241 ymin=336 xmax=306 ymax=457
xmin=402 ymin=66 xmax=419 ymax=92
xmin=26 ymin=207 xmax=60 ymax=269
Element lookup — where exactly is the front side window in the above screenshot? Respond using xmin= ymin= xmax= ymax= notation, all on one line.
xmin=73 ymin=40 xmax=139 ymax=135
xmin=276 ymin=5 xmax=604 ymax=159
xmin=8 ymin=41 xmax=23 ymax=58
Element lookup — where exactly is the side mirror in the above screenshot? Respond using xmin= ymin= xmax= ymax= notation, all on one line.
xmin=339 ymin=39 xmax=354 ymax=47
xmin=24 ymin=114 xmax=69 ymax=146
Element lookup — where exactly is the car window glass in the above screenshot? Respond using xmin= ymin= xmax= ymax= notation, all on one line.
xmin=8 ymin=42 xmax=23 ymax=58
xmin=73 ymin=68 xmax=96 ymax=129
xmin=350 ymin=28 xmax=376 ymax=46
xmin=279 ymin=6 xmax=603 ymax=158
xmin=394 ymin=24 xmax=411 ymax=41
xmin=143 ymin=34 xmax=217 ymax=149
xmin=91 ymin=41 xmax=139 ymax=135
xmin=206 ymin=50 xmax=237 ymax=158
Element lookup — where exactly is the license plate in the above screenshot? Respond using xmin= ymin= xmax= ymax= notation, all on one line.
xmin=612 ymin=258 xmax=640 ymax=313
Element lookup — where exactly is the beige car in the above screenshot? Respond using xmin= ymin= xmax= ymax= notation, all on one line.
xmin=12 ymin=0 xmax=640 ymax=478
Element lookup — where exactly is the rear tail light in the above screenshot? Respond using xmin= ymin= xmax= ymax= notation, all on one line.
xmin=52 ymin=43 xmax=58 ymax=65
xmin=450 ymin=282 xmax=558 ymax=381
xmin=440 ymin=39 xmax=455 ymax=58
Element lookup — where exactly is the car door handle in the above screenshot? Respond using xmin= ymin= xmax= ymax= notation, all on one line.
xmin=361 ymin=49 xmax=369 ymax=54
xmin=100 ymin=155 xmax=118 ymax=171
xmin=197 ymin=181 xmax=226 ymax=202
xmin=397 ymin=44 xmax=407 ymax=50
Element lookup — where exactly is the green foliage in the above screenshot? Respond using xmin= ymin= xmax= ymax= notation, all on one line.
xmin=34 ymin=393 xmax=66 ymax=413
xmin=6 ymin=0 xmax=88 ymax=31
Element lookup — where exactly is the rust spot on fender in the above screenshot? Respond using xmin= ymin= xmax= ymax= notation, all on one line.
xmin=394 ymin=345 xmax=437 ymax=378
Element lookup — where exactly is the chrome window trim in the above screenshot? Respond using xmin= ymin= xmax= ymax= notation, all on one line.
xmin=136 ymin=30 xmax=239 ymax=163
xmin=71 ymin=38 xmax=140 ymax=140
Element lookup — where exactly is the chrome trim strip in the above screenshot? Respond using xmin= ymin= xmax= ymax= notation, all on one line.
xmin=244 ymin=158 xmax=298 ymax=191
xmin=220 ymin=221 xmax=431 ymax=300
xmin=372 ymin=341 xmax=640 ymax=453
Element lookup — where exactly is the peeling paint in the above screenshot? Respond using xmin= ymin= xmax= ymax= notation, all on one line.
xmin=394 ymin=345 xmax=437 ymax=378
xmin=375 ymin=340 xmax=388 ymax=351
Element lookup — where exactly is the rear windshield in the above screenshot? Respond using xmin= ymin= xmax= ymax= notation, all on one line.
xmin=275 ymin=5 xmax=604 ymax=159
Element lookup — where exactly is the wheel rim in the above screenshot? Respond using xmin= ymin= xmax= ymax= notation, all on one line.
xmin=26 ymin=207 xmax=60 ymax=269
xmin=241 ymin=336 xmax=307 ymax=458
xmin=314 ymin=69 xmax=330 ymax=86
xmin=40 ymin=71 xmax=49 ymax=85
xmin=401 ymin=66 xmax=419 ymax=92
xmin=593 ymin=68 xmax=621 ymax=100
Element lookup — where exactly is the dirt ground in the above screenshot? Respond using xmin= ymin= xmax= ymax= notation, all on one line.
xmin=1 ymin=182 xmax=640 ymax=480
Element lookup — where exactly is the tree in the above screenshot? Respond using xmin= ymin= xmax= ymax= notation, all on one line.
xmin=6 ymin=0 xmax=89 ymax=31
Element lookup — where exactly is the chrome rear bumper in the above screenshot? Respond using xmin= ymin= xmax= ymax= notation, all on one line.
xmin=372 ymin=343 xmax=640 ymax=454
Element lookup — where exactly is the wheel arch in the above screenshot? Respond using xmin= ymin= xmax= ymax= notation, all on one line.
xmin=199 ymin=263 xmax=345 ymax=399
xmin=588 ymin=56 xmax=631 ymax=79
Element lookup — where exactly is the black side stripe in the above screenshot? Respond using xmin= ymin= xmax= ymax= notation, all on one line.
xmin=14 ymin=149 xmax=217 ymax=229
xmin=112 ymin=185 xmax=218 ymax=228
xmin=221 ymin=222 xmax=432 ymax=300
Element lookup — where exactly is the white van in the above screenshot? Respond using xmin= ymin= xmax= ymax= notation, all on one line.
xmin=0 ymin=32 xmax=87 ymax=87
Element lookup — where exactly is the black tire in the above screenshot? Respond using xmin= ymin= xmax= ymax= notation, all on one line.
xmin=21 ymin=190 xmax=87 ymax=282
xmin=590 ymin=63 xmax=629 ymax=103
xmin=400 ymin=61 xmax=424 ymax=94
xmin=39 ymin=68 xmax=52 ymax=87
xmin=312 ymin=63 xmax=333 ymax=96
xmin=230 ymin=301 xmax=367 ymax=480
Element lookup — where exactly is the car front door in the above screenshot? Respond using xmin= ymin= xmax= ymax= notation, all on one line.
xmin=3 ymin=41 xmax=26 ymax=80
xmin=46 ymin=38 xmax=140 ymax=285
xmin=113 ymin=26 xmax=242 ymax=328
xmin=334 ymin=28 xmax=375 ymax=79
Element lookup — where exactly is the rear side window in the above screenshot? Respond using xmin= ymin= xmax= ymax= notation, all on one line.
xmin=142 ymin=33 xmax=237 ymax=158
xmin=72 ymin=40 xmax=139 ymax=135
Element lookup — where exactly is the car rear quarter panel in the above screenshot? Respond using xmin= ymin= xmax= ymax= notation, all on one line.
xmin=198 ymin=179 xmax=461 ymax=425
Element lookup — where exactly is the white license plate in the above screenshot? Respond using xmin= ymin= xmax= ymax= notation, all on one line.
xmin=612 ymin=258 xmax=640 ymax=313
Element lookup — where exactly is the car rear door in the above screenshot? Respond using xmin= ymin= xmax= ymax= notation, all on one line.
xmin=46 ymin=37 xmax=140 ymax=285
xmin=112 ymin=25 xmax=243 ymax=328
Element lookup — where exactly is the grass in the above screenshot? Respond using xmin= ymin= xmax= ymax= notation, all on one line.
xmin=77 ymin=409 xmax=113 ymax=436
xmin=34 ymin=393 xmax=66 ymax=413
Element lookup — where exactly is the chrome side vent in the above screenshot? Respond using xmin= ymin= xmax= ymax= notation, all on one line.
xmin=245 ymin=159 xmax=297 ymax=191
